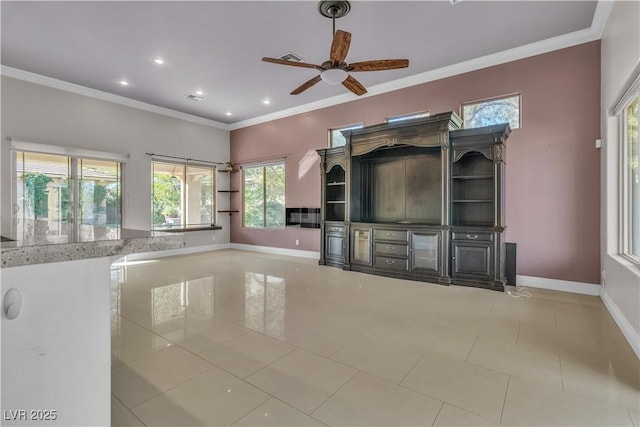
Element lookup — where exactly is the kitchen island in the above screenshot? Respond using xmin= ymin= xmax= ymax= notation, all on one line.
xmin=1 ymin=229 xmax=185 ymax=426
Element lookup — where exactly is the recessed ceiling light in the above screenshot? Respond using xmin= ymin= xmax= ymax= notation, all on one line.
xmin=153 ymin=57 xmax=165 ymax=65
xmin=196 ymin=90 xmax=204 ymax=96
xmin=226 ymin=112 xmax=232 ymax=116
xmin=263 ymin=99 xmax=271 ymax=105
xmin=119 ymin=80 xmax=129 ymax=86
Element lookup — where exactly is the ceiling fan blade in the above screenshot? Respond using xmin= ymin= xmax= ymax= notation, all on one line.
xmin=349 ymin=59 xmax=410 ymax=72
xmin=330 ymin=30 xmax=351 ymax=64
xmin=262 ymin=57 xmax=322 ymax=70
xmin=342 ymin=75 xmax=367 ymax=96
xmin=290 ymin=75 xmax=322 ymax=95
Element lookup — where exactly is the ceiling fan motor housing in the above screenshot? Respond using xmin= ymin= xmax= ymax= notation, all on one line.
xmin=318 ymin=1 xmax=351 ymax=19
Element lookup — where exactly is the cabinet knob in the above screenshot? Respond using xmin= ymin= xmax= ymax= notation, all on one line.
xmin=386 ymin=259 xmax=395 ymax=264
xmin=3 ymin=288 xmax=22 ymax=320
xmin=467 ymin=234 xmax=479 ymax=240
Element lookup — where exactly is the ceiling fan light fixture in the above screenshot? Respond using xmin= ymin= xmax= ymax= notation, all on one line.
xmin=320 ymin=68 xmax=348 ymax=85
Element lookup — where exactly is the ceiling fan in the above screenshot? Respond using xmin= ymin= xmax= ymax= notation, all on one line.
xmin=262 ymin=0 xmax=409 ymax=96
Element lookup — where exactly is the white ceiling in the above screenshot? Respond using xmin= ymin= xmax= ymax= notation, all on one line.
xmin=1 ymin=1 xmax=599 ymax=128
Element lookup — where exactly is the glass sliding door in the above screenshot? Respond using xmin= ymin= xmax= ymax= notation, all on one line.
xmin=16 ymin=152 xmax=72 ymax=244
xmin=16 ymin=150 xmax=123 ymax=244
xmin=78 ymin=158 xmax=121 ymax=241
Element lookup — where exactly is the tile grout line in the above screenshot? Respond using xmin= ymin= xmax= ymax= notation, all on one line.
xmin=126 ymin=362 xmax=219 ymax=411
xmin=239 ymin=344 xmax=298 ymax=379
xmin=400 ymin=380 xmax=497 ymax=424
xmin=309 ymin=368 xmax=360 ymax=416
xmin=111 ymin=393 xmax=148 ymax=427
xmin=227 ymin=394 xmax=272 ymax=426
xmin=499 ymin=375 xmax=511 ymax=424
xmin=430 ymin=401 xmax=446 ymax=427
xmin=558 ymin=356 xmax=565 ymax=391
xmin=464 ymin=334 xmax=480 ymax=363
xmin=398 ymin=348 xmax=427 ymax=385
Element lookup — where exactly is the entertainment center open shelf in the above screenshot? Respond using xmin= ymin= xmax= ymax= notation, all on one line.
xmin=317 ymin=111 xmax=510 ymax=291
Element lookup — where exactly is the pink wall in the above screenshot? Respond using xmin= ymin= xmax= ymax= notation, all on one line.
xmin=231 ymin=41 xmax=601 ymax=284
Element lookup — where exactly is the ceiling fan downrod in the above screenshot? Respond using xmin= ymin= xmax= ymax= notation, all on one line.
xmin=318 ymin=0 xmax=351 ymax=36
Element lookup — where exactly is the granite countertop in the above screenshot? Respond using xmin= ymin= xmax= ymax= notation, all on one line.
xmin=1 ymin=228 xmax=185 ymax=268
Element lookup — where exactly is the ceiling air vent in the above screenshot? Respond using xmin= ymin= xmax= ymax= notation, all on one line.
xmin=185 ymin=94 xmax=206 ymax=101
xmin=278 ymin=52 xmax=304 ymax=62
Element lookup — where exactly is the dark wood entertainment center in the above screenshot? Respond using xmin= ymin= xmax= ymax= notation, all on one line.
xmin=317 ymin=111 xmax=511 ymax=291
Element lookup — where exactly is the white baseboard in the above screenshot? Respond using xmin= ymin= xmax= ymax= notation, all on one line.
xmin=230 ymin=243 xmax=320 ymax=260
xmin=601 ymin=290 xmax=640 ymax=359
xmin=115 ymin=243 xmax=231 ymax=262
xmin=515 ymin=275 xmax=601 ymax=296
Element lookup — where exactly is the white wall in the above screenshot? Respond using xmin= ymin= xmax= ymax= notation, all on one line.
xmin=601 ymin=0 xmax=640 ymax=356
xmin=1 ymin=257 xmax=112 ymax=426
xmin=1 ymin=75 xmax=231 ymax=245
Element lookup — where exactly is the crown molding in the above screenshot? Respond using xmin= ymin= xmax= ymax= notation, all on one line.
xmin=591 ymin=0 xmax=614 ymax=37
xmin=229 ymin=6 xmax=606 ymax=131
xmin=1 ymin=65 xmax=231 ymax=131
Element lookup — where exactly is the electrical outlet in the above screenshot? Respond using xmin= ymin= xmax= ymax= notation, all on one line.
xmin=295 ymin=239 xmax=299 ymax=246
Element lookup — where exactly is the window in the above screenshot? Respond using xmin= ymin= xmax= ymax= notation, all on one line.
xmin=385 ymin=111 xmax=430 ymax=123
xmin=15 ymin=150 xmax=122 ymax=243
xmin=462 ymin=94 xmax=521 ymax=129
xmin=329 ymin=124 xmax=363 ymax=147
xmin=622 ymin=96 xmax=639 ymax=261
xmin=151 ymin=161 xmax=215 ymax=229
xmin=243 ymin=162 xmax=285 ymax=228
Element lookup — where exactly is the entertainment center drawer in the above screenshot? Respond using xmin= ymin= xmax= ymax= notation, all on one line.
xmin=326 ymin=224 xmax=344 ymax=234
xmin=374 ymin=228 xmax=408 ymax=242
xmin=452 ymin=231 xmax=493 ymax=242
xmin=374 ymin=256 xmax=409 ymax=271
xmin=374 ymin=242 xmax=408 ymax=257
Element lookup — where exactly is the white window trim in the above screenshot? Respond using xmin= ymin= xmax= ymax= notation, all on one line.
xmin=617 ymin=86 xmax=639 ymax=264
xmin=461 ymin=92 xmax=522 ymax=129
xmin=150 ymin=160 xmax=217 ymax=229
xmin=9 ymin=138 xmax=129 ymax=162
xmin=385 ymin=111 xmax=430 ymax=123
xmin=12 ymin=146 xmax=124 ymax=242
xmin=328 ymin=123 xmax=363 ymax=148
xmin=241 ymin=161 xmax=286 ymax=229
xmin=239 ymin=158 xmax=286 ymax=170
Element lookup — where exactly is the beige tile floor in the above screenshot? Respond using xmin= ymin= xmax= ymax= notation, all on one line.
xmin=111 ymin=250 xmax=639 ymax=427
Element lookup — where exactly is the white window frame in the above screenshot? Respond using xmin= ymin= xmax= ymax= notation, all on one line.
xmin=615 ymin=74 xmax=640 ymax=264
xmin=10 ymin=139 xmax=127 ymax=241
xmin=241 ymin=160 xmax=286 ymax=229
xmin=462 ymin=93 xmax=521 ymax=129
xmin=385 ymin=111 xmax=430 ymax=123
xmin=329 ymin=123 xmax=363 ymax=148
xmin=150 ymin=159 xmax=217 ymax=230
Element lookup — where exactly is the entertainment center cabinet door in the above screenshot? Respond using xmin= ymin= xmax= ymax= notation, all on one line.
xmin=410 ymin=232 xmax=440 ymax=273
xmin=351 ymin=227 xmax=372 ymax=265
xmin=325 ymin=224 xmax=345 ymax=264
xmin=451 ymin=241 xmax=493 ymax=279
